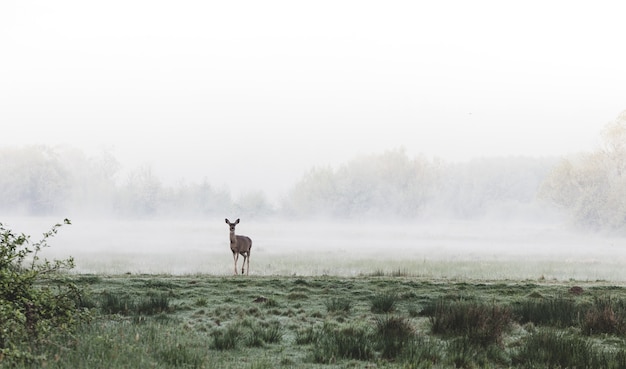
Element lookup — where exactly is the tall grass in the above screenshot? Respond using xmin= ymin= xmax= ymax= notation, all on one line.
xmin=399 ymin=336 xmax=442 ymax=369
xmin=99 ymin=291 xmax=171 ymax=316
xmin=325 ymin=297 xmax=352 ymax=313
xmin=513 ymin=330 xmax=607 ymax=369
xmin=311 ymin=323 xmax=374 ymax=363
xmin=21 ymin=274 xmax=626 ymax=369
xmin=211 ymin=319 xmax=283 ymax=350
xmin=295 ymin=326 xmax=319 ymax=345
xmin=211 ymin=324 xmax=240 ymax=350
xmin=43 ymin=321 xmax=207 ymax=369
xmin=512 ymin=296 xmax=580 ymax=328
xmin=100 ymin=291 xmax=134 ymax=315
xmin=371 ymin=292 xmax=397 ymax=313
xmin=375 ymin=315 xmax=415 ymax=359
xmin=428 ymin=299 xmax=512 ymax=346
xmin=156 ymin=345 xmax=205 ymax=368
xmin=582 ymin=296 xmax=626 ymax=335
xmin=250 ymin=320 xmax=283 ymax=344
xmin=137 ymin=295 xmax=170 ymax=315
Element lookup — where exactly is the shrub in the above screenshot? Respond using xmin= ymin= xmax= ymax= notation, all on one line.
xmin=0 ymin=219 xmax=86 ymax=365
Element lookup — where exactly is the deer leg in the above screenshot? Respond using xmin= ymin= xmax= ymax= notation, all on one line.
xmin=246 ymin=252 xmax=250 ymax=276
xmin=232 ymin=252 xmax=239 ymax=275
xmin=241 ymin=253 xmax=247 ymax=275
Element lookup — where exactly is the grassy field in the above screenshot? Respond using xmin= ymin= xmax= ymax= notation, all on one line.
xmin=18 ymin=273 xmax=626 ymax=369
xmin=7 ymin=218 xmax=626 ymax=368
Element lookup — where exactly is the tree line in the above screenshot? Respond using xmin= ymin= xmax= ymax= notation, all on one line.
xmin=2 ymin=111 xmax=626 ymax=231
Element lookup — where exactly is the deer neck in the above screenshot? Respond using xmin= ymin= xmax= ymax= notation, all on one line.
xmin=229 ymin=231 xmax=237 ymax=244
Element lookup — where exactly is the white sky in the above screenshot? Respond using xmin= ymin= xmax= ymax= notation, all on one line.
xmin=1 ymin=1 xmax=625 ymax=199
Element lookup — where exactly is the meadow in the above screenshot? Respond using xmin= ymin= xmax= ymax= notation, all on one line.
xmin=22 ymin=274 xmax=626 ymax=369
xmin=5 ymin=217 xmax=626 ymax=368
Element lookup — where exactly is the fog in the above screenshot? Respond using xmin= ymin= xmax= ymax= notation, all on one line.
xmin=3 ymin=2 xmax=626 ymax=279
xmin=6 ymin=215 xmax=626 ymax=281
xmin=3 ymin=1 xmax=626 ymax=200
xmin=3 ymin=123 xmax=626 ymax=279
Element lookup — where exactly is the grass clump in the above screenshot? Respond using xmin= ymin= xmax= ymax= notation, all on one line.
xmin=100 ymin=291 xmax=135 ymax=315
xmin=99 ymin=292 xmax=171 ymax=316
xmin=513 ymin=330 xmax=607 ymax=368
xmin=194 ymin=297 xmax=209 ymax=307
xmin=211 ymin=319 xmax=283 ymax=350
xmin=211 ymin=324 xmax=240 ymax=350
xmin=399 ymin=335 xmax=442 ymax=368
xmin=287 ymin=292 xmax=308 ymax=300
xmin=447 ymin=336 xmax=510 ymax=369
xmin=428 ymin=299 xmax=512 ymax=346
xmin=295 ymin=326 xmax=319 ymax=345
xmin=582 ymin=296 xmax=626 ymax=335
xmin=325 ymin=297 xmax=352 ymax=313
xmin=375 ymin=315 xmax=415 ymax=359
xmin=311 ymin=323 xmax=374 ymax=363
xmin=157 ymin=344 xmax=205 ymax=368
xmin=512 ymin=296 xmax=580 ymax=328
xmin=137 ymin=294 xmax=170 ymax=315
xmin=250 ymin=320 xmax=283 ymax=345
xmin=371 ymin=292 xmax=397 ymax=313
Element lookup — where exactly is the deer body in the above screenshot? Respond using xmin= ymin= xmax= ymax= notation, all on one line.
xmin=225 ymin=218 xmax=252 ymax=275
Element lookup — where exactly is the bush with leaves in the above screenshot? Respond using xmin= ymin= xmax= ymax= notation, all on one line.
xmin=0 ymin=219 xmax=87 ymax=364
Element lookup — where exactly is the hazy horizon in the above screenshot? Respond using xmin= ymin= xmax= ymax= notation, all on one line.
xmin=3 ymin=215 xmax=624 ymax=281
xmin=2 ymin=1 xmax=626 ymax=199
xmin=3 ymin=2 xmax=626 ymax=279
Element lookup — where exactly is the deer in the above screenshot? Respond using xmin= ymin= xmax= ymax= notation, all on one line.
xmin=225 ymin=218 xmax=252 ymax=275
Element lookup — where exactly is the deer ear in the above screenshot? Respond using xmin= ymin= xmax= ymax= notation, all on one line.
xmin=225 ymin=218 xmax=229 ymax=224
xmin=235 ymin=219 xmax=240 ymax=224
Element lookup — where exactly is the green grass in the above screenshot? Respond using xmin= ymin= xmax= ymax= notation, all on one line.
xmin=325 ymin=297 xmax=352 ymax=313
xmin=428 ymin=299 xmax=512 ymax=346
xmin=371 ymin=292 xmax=398 ymax=313
xmin=11 ymin=274 xmax=626 ymax=368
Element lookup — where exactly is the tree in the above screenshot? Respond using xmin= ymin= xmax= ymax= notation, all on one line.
xmin=434 ymin=157 xmax=555 ymax=219
xmin=539 ymin=111 xmax=626 ymax=231
xmin=234 ymin=191 xmax=274 ymax=218
xmin=0 ymin=146 xmax=70 ymax=214
xmin=283 ymin=148 xmax=439 ymax=218
xmin=117 ymin=164 xmax=163 ymax=216
xmin=55 ymin=146 xmax=121 ymax=215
